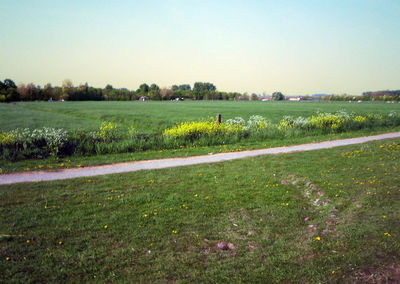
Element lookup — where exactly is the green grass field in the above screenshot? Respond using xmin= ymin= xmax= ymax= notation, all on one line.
xmin=2 ymin=101 xmax=400 ymax=133
xmin=1 ymin=138 xmax=399 ymax=282
xmin=1 ymin=100 xmax=400 ymax=173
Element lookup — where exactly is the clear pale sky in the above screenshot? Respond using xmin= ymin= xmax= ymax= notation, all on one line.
xmin=1 ymin=0 xmax=399 ymax=95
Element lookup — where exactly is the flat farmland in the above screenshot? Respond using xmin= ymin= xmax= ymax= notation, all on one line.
xmin=1 ymin=101 xmax=400 ymax=133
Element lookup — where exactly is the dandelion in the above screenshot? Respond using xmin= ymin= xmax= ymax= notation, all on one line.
xmin=384 ymin=232 xmax=391 ymax=237
xmin=331 ymin=270 xmax=335 ymax=274
xmin=5 ymin=257 xmax=10 ymax=261
xmin=26 ymin=239 xmax=30 ymax=243
xmin=383 ymin=215 xmax=387 ymax=219
xmin=194 ymin=194 xmax=198 ymax=198
xmin=205 ymin=196 xmax=210 ymax=199
xmin=143 ymin=214 xmax=148 ymax=217
xmin=88 ymin=179 xmax=92 ymax=183
xmin=315 ymin=236 xmax=321 ymax=241
xmin=104 ymin=225 xmax=108 ymax=229
xmin=58 ymin=241 xmax=63 ymax=245
xmin=172 ymin=230 xmax=178 ymax=234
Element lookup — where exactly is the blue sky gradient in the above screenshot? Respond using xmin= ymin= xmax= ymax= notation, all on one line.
xmin=1 ymin=0 xmax=399 ymax=94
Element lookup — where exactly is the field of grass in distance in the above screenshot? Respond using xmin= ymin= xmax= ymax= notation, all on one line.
xmin=1 ymin=138 xmax=399 ymax=282
xmin=1 ymin=101 xmax=400 ymax=133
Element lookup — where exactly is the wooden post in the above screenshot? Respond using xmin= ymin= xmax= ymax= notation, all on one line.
xmin=217 ymin=114 xmax=221 ymax=125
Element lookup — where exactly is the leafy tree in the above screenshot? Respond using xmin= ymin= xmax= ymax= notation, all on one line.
xmin=1 ymin=79 xmax=20 ymax=102
xmin=139 ymin=83 xmax=149 ymax=94
xmin=160 ymin=88 xmax=174 ymax=100
xmin=105 ymin=84 xmax=113 ymax=90
xmin=43 ymin=83 xmax=53 ymax=100
xmin=18 ymin=83 xmax=39 ymax=101
xmin=193 ymin=82 xmax=216 ymax=92
xmin=179 ymin=84 xmax=191 ymax=91
xmin=150 ymin=84 xmax=160 ymax=91
xmin=62 ymin=79 xmax=74 ymax=100
xmin=272 ymin=92 xmax=285 ymax=101
xmin=193 ymin=82 xmax=217 ymax=100
xmin=150 ymin=89 xmax=161 ymax=100
xmin=4 ymin=79 xmax=17 ymax=89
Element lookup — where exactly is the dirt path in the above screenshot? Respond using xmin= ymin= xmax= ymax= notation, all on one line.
xmin=1 ymin=132 xmax=400 ymax=185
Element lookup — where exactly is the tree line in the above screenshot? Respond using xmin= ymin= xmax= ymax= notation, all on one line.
xmin=0 ymin=79 xmax=250 ymax=102
xmin=1 ymin=78 xmax=398 ymax=102
xmin=316 ymin=91 xmax=400 ymax=102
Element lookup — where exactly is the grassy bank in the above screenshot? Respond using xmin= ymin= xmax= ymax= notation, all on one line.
xmin=1 ymin=138 xmax=399 ymax=282
xmin=1 ymin=126 xmax=399 ymax=174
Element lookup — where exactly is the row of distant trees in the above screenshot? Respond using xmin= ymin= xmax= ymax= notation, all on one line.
xmin=1 ymin=78 xmax=398 ymax=102
xmin=316 ymin=91 xmax=400 ymax=102
xmin=0 ymin=79 xmax=253 ymax=102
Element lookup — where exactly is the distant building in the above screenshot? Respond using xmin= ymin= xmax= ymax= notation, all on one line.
xmin=139 ymin=96 xmax=149 ymax=101
xmin=286 ymin=96 xmax=302 ymax=101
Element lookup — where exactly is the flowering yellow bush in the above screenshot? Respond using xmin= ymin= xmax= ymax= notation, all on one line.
xmin=353 ymin=115 xmax=367 ymax=123
xmin=277 ymin=117 xmax=294 ymax=130
xmin=0 ymin=131 xmax=15 ymax=145
xmin=162 ymin=119 xmax=243 ymax=140
xmin=97 ymin=121 xmax=118 ymax=141
xmin=309 ymin=113 xmax=348 ymax=131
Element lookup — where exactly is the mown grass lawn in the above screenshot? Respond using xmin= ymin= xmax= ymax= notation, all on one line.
xmin=1 ymin=138 xmax=399 ymax=283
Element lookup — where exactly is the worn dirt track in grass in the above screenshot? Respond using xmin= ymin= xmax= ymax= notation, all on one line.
xmin=1 ymin=132 xmax=400 ymax=185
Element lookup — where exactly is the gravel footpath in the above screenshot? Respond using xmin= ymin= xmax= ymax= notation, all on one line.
xmin=1 ymin=132 xmax=400 ymax=185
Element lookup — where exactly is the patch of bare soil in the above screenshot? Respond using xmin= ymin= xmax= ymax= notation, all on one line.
xmin=350 ymin=262 xmax=400 ymax=283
